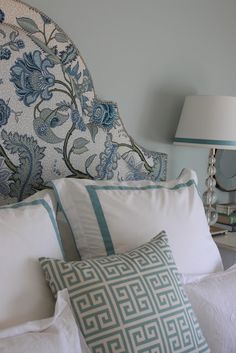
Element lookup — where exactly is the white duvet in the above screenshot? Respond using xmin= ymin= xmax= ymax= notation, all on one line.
xmin=185 ymin=264 xmax=236 ymax=353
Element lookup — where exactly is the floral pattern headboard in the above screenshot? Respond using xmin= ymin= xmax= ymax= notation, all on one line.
xmin=0 ymin=0 xmax=167 ymax=205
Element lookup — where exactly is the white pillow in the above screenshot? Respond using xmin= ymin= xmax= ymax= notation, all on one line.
xmin=26 ymin=189 xmax=79 ymax=260
xmin=0 ymin=289 xmax=91 ymax=353
xmin=52 ymin=168 xmax=223 ymax=279
xmin=25 ymin=188 xmax=57 ymax=211
xmin=185 ymin=264 xmax=236 ymax=353
xmin=0 ymin=198 xmax=63 ymax=329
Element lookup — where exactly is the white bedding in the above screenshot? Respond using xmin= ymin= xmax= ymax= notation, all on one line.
xmin=0 ymin=289 xmax=91 ymax=353
xmin=52 ymin=168 xmax=223 ymax=280
xmin=185 ymin=264 xmax=236 ymax=353
xmin=0 ymin=188 xmax=233 ymax=353
xmin=0 ymin=197 xmax=63 ymax=328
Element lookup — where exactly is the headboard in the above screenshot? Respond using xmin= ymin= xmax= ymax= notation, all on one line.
xmin=0 ymin=0 xmax=167 ymax=205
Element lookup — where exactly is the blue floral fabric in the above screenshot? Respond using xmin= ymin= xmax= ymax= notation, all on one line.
xmin=0 ymin=9 xmax=5 ymax=23
xmin=0 ymin=156 xmax=11 ymax=195
xmin=90 ymin=101 xmax=119 ymax=130
xmin=10 ymin=50 xmax=55 ymax=106
xmin=0 ymin=1 xmax=167 ymax=205
xmin=0 ymin=99 xmax=10 ymax=127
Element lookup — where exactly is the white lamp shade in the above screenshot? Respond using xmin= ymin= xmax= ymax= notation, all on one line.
xmin=174 ymin=96 xmax=236 ymax=149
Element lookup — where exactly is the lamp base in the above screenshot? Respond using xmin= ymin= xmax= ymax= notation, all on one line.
xmin=204 ymin=206 xmax=218 ymax=226
xmin=203 ymin=148 xmax=218 ymax=226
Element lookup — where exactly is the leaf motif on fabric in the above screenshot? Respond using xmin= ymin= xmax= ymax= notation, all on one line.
xmin=1 ymin=130 xmax=45 ymax=200
xmin=16 ymin=17 xmax=40 ymax=34
xmin=9 ymin=42 xmax=19 ymax=51
xmin=96 ymin=133 xmax=120 ymax=180
xmin=85 ymin=154 xmax=97 ymax=170
xmin=54 ymin=32 xmax=68 ymax=43
xmin=54 ymin=147 xmax=63 ymax=155
xmin=59 ymin=44 xmax=77 ymax=65
xmin=72 ymin=68 xmax=93 ymax=100
xmin=0 ymin=29 xmax=6 ymax=38
xmin=0 ymin=156 xmax=12 ymax=196
xmin=87 ymin=123 xmax=98 ymax=143
xmin=9 ymin=31 xmax=18 ymax=41
xmin=56 ymin=101 xmax=71 ymax=112
xmin=72 ymin=146 xmax=88 ymax=155
xmin=122 ymin=153 xmax=148 ymax=181
xmin=30 ymin=35 xmax=61 ymax=64
xmin=72 ymin=137 xmax=89 ymax=155
xmin=33 ymin=109 xmax=67 ymax=144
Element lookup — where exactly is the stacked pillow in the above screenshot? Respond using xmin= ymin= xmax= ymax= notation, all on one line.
xmin=0 ymin=195 xmax=63 ymax=328
xmin=52 ymin=168 xmax=223 ymax=280
xmin=0 ymin=191 xmax=91 ymax=352
xmin=40 ymin=231 xmax=210 ymax=353
xmin=26 ymin=189 xmax=79 ymax=261
xmin=0 ymin=168 xmax=224 ymax=352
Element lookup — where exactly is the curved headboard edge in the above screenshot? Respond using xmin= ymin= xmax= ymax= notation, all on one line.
xmin=0 ymin=0 xmax=167 ymax=205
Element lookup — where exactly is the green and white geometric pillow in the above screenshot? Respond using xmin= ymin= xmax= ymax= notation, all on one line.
xmin=40 ymin=232 xmax=210 ymax=353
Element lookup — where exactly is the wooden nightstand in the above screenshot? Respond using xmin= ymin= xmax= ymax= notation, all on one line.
xmin=214 ymin=233 xmax=236 ymax=269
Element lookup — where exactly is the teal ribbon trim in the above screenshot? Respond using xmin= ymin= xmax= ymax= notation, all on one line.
xmin=86 ymin=179 xmax=197 ymax=256
xmin=86 ymin=186 xmax=115 ymax=256
xmin=51 ymin=184 xmax=81 ymax=260
xmin=174 ymin=137 xmax=236 ymax=146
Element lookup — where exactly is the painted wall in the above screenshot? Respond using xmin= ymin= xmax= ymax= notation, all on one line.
xmin=27 ymin=0 xmax=236 ymax=198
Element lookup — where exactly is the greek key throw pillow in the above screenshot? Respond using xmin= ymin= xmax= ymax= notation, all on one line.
xmin=40 ymin=232 xmax=210 ymax=353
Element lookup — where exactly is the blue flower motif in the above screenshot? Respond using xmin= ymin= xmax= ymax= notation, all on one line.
xmin=37 ymin=123 xmax=48 ymax=136
xmin=59 ymin=44 xmax=77 ymax=65
xmin=10 ymin=50 xmax=55 ymax=107
xmin=0 ymin=157 xmax=11 ymax=196
xmin=123 ymin=154 xmax=148 ymax=181
xmin=71 ymin=109 xmax=86 ymax=131
xmin=66 ymin=63 xmax=81 ymax=81
xmin=96 ymin=133 xmax=119 ymax=179
xmin=90 ymin=102 xmax=118 ymax=131
xmin=15 ymin=39 xmax=25 ymax=49
xmin=0 ymin=99 xmax=11 ymax=127
xmin=0 ymin=47 xmax=11 ymax=60
xmin=83 ymin=68 xmax=93 ymax=92
xmin=50 ymin=116 xmax=60 ymax=128
xmin=0 ymin=9 xmax=5 ymax=23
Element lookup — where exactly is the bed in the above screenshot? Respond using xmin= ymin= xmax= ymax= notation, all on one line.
xmin=0 ymin=1 xmax=235 ymax=352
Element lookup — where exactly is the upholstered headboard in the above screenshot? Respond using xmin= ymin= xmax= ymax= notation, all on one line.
xmin=0 ymin=0 xmax=167 ymax=205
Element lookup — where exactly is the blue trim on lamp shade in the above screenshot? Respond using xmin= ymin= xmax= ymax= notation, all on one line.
xmin=174 ymin=137 xmax=236 ymax=146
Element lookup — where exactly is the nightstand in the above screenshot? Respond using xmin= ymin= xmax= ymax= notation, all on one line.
xmin=214 ymin=233 xmax=236 ymax=269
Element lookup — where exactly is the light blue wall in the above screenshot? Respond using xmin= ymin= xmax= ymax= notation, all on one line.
xmin=28 ymin=0 xmax=236 ymax=198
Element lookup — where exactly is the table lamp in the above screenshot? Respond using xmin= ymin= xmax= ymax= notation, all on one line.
xmin=174 ymin=95 xmax=236 ymax=225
